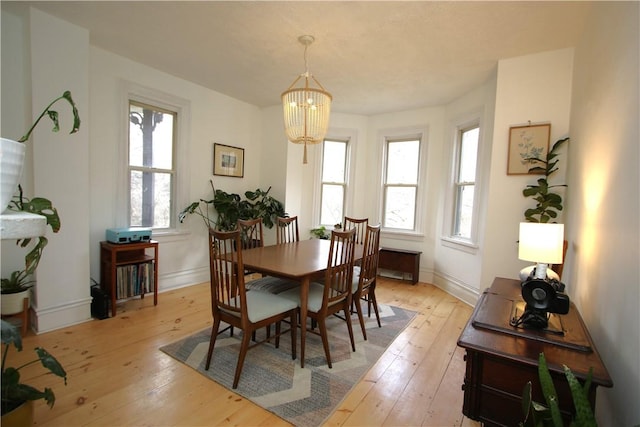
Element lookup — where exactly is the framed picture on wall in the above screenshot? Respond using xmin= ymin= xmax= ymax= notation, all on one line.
xmin=213 ymin=143 xmax=244 ymax=178
xmin=507 ymin=123 xmax=551 ymax=175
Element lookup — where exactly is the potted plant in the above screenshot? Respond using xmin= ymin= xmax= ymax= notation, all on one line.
xmin=1 ymin=319 xmax=67 ymax=425
xmin=522 ymin=137 xmax=569 ymax=223
xmin=521 ymin=352 xmax=596 ymax=427
xmin=179 ymin=179 xmax=286 ymax=231
xmin=0 ymin=271 xmax=35 ymax=316
xmin=1 ymin=187 xmax=62 ymax=311
xmin=1 ymin=90 xmax=81 ymax=213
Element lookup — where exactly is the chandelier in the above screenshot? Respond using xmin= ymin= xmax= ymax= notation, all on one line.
xmin=282 ymin=35 xmax=332 ymax=164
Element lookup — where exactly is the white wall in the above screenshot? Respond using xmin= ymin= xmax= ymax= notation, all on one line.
xmin=433 ymin=78 xmax=497 ymax=304
xmin=481 ymin=48 xmax=574 ymax=290
xmin=567 ymin=3 xmax=639 ymax=425
xmin=89 ymin=47 xmax=268 ymax=289
xmin=1 ymin=6 xmax=92 ymax=332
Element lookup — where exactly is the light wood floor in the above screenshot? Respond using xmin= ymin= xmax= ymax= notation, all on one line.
xmin=8 ymin=277 xmax=481 ymax=427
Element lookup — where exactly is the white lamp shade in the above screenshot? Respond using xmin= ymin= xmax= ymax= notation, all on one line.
xmin=518 ymin=222 xmax=565 ymax=264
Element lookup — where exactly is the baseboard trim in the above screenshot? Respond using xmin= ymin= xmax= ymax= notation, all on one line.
xmin=32 ymin=297 xmax=92 ymax=333
xmin=432 ymin=273 xmax=480 ymax=306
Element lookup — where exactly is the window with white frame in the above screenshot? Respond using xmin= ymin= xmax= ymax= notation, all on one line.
xmin=319 ymin=139 xmax=348 ymax=226
xmin=451 ymin=124 xmax=480 ymax=240
xmin=382 ymin=137 xmax=421 ymax=231
xmin=128 ymin=100 xmax=177 ymax=229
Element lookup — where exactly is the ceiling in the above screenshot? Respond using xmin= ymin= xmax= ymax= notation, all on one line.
xmin=13 ymin=1 xmax=592 ymax=115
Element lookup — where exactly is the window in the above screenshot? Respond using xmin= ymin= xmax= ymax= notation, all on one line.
xmin=319 ymin=139 xmax=348 ymax=226
xmin=382 ymin=138 xmax=421 ymax=231
xmin=128 ymin=100 xmax=176 ymax=229
xmin=452 ymin=125 xmax=479 ymax=240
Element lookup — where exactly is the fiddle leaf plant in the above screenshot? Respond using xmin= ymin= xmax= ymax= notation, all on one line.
xmin=523 ymin=137 xmax=569 ymax=223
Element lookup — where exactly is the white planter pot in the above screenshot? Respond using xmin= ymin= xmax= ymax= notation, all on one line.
xmin=1 ymin=289 xmax=30 ymax=315
xmin=0 ymin=138 xmax=26 ymax=213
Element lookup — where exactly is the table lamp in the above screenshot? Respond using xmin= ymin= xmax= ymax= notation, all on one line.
xmin=515 ymin=222 xmax=569 ymax=329
xmin=518 ymin=222 xmax=564 ymax=281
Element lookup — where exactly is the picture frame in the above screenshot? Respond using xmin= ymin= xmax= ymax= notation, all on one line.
xmin=213 ymin=143 xmax=244 ymax=178
xmin=507 ymin=123 xmax=551 ymax=175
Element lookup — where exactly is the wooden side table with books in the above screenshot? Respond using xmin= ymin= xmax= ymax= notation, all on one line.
xmin=100 ymin=240 xmax=158 ymax=317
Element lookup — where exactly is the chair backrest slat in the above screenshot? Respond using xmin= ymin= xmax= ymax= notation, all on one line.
xmin=358 ymin=224 xmax=381 ymax=293
xmin=276 ymin=216 xmax=300 ymax=244
xmin=324 ymin=228 xmax=356 ymax=307
xmin=344 ymin=216 xmax=368 ymax=244
xmin=208 ymin=229 xmax=246 ymax=317
xmin=237 ymin=218 xmax=264 ymax=249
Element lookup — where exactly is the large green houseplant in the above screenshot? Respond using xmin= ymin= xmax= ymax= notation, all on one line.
xmin=522 ymin=137 xmax=569 ymax=223
xmin=1 ymin=319 xmax=67 ymax=420
xmin=179 ymin=179 xmax=286 ymax=231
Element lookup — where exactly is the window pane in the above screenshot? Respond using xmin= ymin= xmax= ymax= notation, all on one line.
xmin=384 ymin=186 xmax=416 ymax=229
xmin=129 ymin=103 xmax=174 ymax=169
xmin=322 ymin=140 xmax=346 ymax=182
xmin=459 ymin=127 xmax=479 ymax=182
xmin=386 ymin=140 xmax=419 ymax=184
xmin=320 ymin=184 xmax=344 ymax=226
xmin=454 ymin=185 xmax=474 ymax=238
xmin=130 ymin=170 xmax=172 ymax=228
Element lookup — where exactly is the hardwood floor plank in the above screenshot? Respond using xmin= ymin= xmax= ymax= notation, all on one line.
xmin=6 ymin=278 xmax=479 ymax=427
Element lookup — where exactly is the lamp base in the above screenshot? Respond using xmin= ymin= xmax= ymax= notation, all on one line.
xmin=518 ymin=265 xmax=560 ymax=282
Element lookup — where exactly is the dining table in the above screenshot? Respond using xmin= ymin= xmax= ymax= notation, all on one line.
xmin=240 ymin=238 xmax=364 ymax=368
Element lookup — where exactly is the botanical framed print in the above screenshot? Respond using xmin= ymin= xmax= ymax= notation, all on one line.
xmin=213 ymin=143 xmax=244 ymax=178
xmin=507 ymin=123 xmax=551 ymax=175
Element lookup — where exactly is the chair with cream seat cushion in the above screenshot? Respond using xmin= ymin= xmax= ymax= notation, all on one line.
xmin=351 ymin=224 xmax=382 ymax=340
xmin=280 ymin=228 xmax=357 ymax=368
xmin=205 ymin=228 xmax=298 ymax=389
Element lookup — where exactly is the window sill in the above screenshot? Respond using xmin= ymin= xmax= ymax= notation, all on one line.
xmin=441 ymin=236 xmax=479 ymax=254
xmin=381 ymin=229 xmax=425 ymax=242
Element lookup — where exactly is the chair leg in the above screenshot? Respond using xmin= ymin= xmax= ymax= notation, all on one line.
xmin=317 ymin=317 xmax=332 ymax=368
xmin=370 ymin=287 xmax=381 ymax=328
xmin=232 ymin=330 xmax=252 ymax=389
xmin=353 ymin=294 xmax=368 ymax=340
xmin=205 ymin=317 xmax=221 ymax=370
xmin=344 ymin=303 xmax=356 ymax=352
xmin=290 ymin=310 xmax=297 ymax=360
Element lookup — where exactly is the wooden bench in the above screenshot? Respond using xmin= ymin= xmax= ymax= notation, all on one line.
xmin=378 ymin=247 xmax=421 ymax=285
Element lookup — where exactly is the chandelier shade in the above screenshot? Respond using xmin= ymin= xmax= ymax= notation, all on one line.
xmin=282 ymin=35 xmax=332 ymax=164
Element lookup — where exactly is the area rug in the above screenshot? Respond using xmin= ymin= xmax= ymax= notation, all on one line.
xmin=160 ymin=304 xmax=416 ymax=427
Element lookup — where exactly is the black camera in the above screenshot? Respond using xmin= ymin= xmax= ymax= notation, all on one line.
xmin=517 ymin=278 xmax=570 ymax=329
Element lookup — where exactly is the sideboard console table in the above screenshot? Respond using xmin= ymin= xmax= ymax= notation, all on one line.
xmin=457 ymin=277 xmax=612 ymax=427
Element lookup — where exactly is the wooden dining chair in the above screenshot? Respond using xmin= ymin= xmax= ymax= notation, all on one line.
xmin=344 ymin=216 xmax=368 ymax=244
xmin=352 ymin=224 xmax=382 ymax=340
xmin=205 ymin=228 xmax=298 ymax=389
xmin=238 ymin=217 xmax=298 ymax=295
xmin=280 ymin=228 xmax=357 ymax=368
xmin=276 ymin=216 xmax=300 ymax=244
xmin=237 ymin=218 xmax=264 ymax=250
